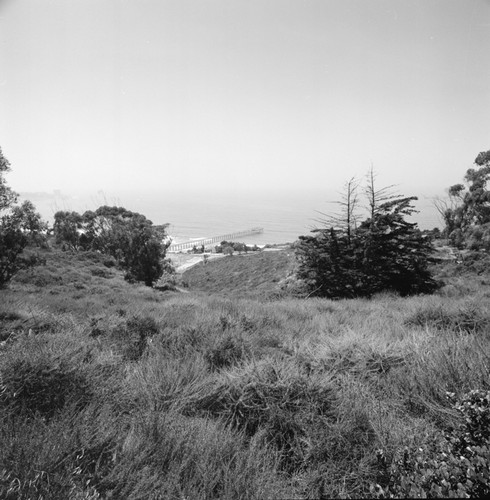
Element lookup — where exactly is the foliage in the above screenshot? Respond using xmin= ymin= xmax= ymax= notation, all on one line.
xmin=2 ymin=230 xmax=490 ymax=498
xmin=438 ymin=149 xmax=490 ymax=248
xmin=53 ymin=205 xmax=170 ymax=286
xmin=296 ymin=176 xmax=439 ymax=298
xmin=9 ymin=201 xmax=48 ymax=247
xmin=372 ymin=390 xmax=490 ymax=498
xmin=0 ymin=147 xmax=17 ymax=212
xmin=53 ymin=210 xmax=84 ymax=251
xmin=0 ymin=148 xmax=47 ymax=287
xmin=214 ymin=241 xmax=261 ymax=254
xmin=0 ymin=221 xmax=28 ymax=286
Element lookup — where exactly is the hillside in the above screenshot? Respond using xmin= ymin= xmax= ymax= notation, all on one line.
xmin=1 ymin=243 xmax=490 ymax=498
xmin=181 ymin=248 xmax=296 ymax=297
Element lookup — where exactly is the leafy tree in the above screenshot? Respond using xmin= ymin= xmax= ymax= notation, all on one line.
xmin=53 ymin=205 xmax=170 ymax=286
xmin=0 ymin=148 xmax=46 ymax=286
xmin=10 ymin=200 xmax=48 ymax=247
xmin=438 ymin=149 xmax=490 ymax=248
xmin=0 ymin=216 xmax=28 ymax=286
xmin=53 ymin=211 xmax=85 ymax=251
xmin=122 ymin=223 xmax=167 ymax=286
xmin=295 ymin=174 xmax=439 ymax=298
xmin=0 ymin=147 xmax=17 ymax=212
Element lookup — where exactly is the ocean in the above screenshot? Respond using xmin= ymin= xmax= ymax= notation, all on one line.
xmin=21 ymin=189 xmax=442 ymax=246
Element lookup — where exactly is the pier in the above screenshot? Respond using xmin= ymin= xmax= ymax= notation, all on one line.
xmin=168 ymin=227 xmax=264 ymax=252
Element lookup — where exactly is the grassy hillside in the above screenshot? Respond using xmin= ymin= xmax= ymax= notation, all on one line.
xmin=181 ymin=248 xmax=296 ymax=297
xmin=1 ymin=244 xmax=490 ymax=498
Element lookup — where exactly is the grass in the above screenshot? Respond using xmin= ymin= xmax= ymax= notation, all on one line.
xmin=181 ymin=249 xmax=297 ymax=298
xmin=1 ymin=242 xmax=490 ymax=497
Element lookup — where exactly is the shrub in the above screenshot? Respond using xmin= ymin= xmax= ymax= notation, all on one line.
xmin=371 ymin=390 xmax=490 ymax=498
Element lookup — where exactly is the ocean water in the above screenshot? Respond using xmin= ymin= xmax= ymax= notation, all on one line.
xmin=22 ymin=189 xmax=442 ymax=246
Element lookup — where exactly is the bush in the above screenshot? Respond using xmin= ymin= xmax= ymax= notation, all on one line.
xmin=371 ymin=390 xmax=490 ymax=498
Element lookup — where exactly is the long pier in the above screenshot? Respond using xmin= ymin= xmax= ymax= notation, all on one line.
xmin=168 ymin=227 xmax=264 ymax=253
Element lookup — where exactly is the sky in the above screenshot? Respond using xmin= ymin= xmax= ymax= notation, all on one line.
xmin=1 ymin=0 xmax=489 ymax=199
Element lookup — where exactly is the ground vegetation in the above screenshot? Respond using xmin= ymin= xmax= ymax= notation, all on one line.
xmin=1 ymin=239 xmax=489 ymax=498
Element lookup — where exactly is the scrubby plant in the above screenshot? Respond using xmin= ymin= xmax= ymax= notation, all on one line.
xmin=371 ymin=390 xmax=490 ymax=498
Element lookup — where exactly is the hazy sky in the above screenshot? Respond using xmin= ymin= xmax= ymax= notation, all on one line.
xmin=1 ymin=0 xmax=489 ymax=196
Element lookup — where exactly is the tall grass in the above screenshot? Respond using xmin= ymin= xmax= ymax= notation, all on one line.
xmin=1 ymin=246 xmax=490 ymax=497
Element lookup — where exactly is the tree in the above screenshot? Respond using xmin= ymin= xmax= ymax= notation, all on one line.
xmin=122 ymin=224 xmax=167 ymax=286
xmin=0 ymin=216 xmax=28 ymax=286
xmin=10 ymin=201 xmax=48 ymax=247
xmin=356 ymin=196 xmax=438 ymax=296
xmin=316 ymin=177 xmax=360 ymax=245
xmin=0 ymin=148 xmax=46 ymax=286
xmin=295 ymin=173 xmax=439 ymax=298
xmin=439 ymin=150 xmax=490 ymax=248
xmin=0 ymin=147 xmax=17 ymax=212
xmin=53 ymin=205 xmax=170 ymax=287
xmin=53 ymin=211 xmax=85 ymax=251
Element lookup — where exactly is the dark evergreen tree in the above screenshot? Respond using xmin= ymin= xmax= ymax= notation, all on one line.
xmin=296 ymin=175 xmax=439 ymax=299
xmin=357 ymin=197 xmax=438 ymax=296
